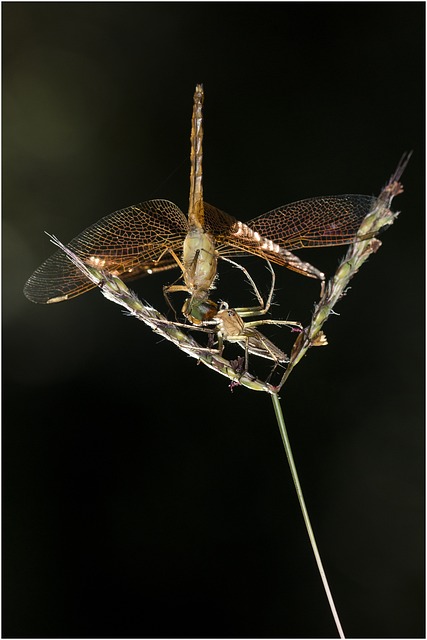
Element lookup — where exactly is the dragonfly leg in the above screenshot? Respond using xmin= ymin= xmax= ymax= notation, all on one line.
xmin=163 ymin=282 xmax=189 ymax=318
xmin=156 ymin=246 xmax=184 ymax=273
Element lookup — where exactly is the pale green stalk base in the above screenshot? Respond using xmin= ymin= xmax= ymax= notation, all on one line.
xmin=272 ymin=392 xmax=345 ymax=638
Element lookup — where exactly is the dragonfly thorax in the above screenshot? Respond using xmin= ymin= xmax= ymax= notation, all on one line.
xmin=182 ymin=228 xmax=217 ymax=294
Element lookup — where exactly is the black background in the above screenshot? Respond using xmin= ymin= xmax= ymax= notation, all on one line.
xmin=3 ymin=3 xmax=425 ymax=638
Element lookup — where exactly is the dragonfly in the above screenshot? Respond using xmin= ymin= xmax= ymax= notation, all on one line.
xmin=24 ymin=84 xmax=380 ymax=326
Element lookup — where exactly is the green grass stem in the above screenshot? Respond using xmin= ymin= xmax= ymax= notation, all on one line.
xmin=271 ymin=392 xmax=345 ymax=639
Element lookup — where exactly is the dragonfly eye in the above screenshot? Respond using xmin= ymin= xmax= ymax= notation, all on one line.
xmin=182 ymin=298 xmax=218 ymax=324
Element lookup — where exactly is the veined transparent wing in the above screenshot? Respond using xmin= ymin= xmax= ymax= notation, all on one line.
xmin=25 ymin=194 xmax=380 ymax=303
xmin=205 ymin=195 xmax=378 ymax=275
xmin=24 ymin=199 xmax=186 ymax=304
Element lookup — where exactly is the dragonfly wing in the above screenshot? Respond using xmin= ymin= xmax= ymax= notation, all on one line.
xmin=205 ymin=195 xmax=378 ymax=278
xmin=244 ymin=195 xmax=378 ymax=249
xmin=24 ymin=199 xmax=187 ymax=303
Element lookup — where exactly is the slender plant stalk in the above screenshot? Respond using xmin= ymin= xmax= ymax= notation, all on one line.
xmin=271 ymin=392 xmax=345 ymax=639
xmin=267 ymin=155 xmax=411 ymax=637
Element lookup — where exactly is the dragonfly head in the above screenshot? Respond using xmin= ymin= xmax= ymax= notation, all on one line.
xmin=182 ymin=296 xmax=218 ymax=325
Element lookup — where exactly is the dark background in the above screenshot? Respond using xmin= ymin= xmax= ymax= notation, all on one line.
xmin=3 ymin=3 xmax=424 ymax=638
